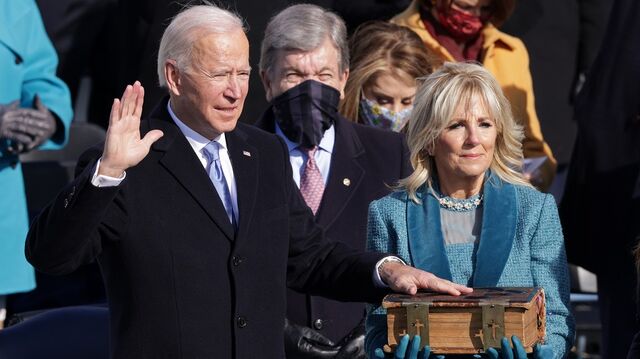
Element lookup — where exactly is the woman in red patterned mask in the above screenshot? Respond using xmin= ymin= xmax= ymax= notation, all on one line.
xmin=391 ymin=0 xmax=558 ymax=192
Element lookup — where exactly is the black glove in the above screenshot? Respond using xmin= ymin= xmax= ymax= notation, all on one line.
xmin=0 ymin=95 xmax=56 ymax=154
xmin=334 ymin=322 xmax=366 ymax=359
xmin=284 ymin=318 xmax=340 ymax=359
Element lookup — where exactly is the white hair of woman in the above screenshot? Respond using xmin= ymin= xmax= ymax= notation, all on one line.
xmin=400 ymin=61 xmax=530 ymax=202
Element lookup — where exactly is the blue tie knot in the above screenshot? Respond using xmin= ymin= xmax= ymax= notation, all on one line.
xmin=204 ymin=141 xmax=223 ymax=182
xmin=204 ymin=141 xmax=220 ymax=161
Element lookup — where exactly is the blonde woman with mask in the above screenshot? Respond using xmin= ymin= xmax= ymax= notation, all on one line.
xmin=340 ymin=21 xmax=436 ymax=133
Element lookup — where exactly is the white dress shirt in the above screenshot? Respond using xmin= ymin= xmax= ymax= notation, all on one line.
xmin=274 ymin=123 xmax=334 ymax=187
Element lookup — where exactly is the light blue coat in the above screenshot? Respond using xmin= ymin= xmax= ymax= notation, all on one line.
xmin=0 ymin=0 xmax=72 ymax=295
xmin=365 ymin=175 xmax=575 ymax=358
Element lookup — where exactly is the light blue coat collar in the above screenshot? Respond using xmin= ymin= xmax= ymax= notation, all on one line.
xmin=406 ymin=173 xmax=518 ymax=286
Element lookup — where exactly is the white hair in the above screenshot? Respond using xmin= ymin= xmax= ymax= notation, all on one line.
xmin=157 ymin=4 xmax=246 ymax=88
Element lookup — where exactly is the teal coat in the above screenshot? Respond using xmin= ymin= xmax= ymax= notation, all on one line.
xmin=365 ymin=175 xmax=575 ymax=358
xmin=0 ymin=0 xmax=72 ymax=295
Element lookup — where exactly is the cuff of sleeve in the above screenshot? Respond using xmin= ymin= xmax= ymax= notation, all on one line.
xmin=373 ymin=256 xmax=406 ymax=288
xmin=91 ymin=158 xmax=126 ymax=187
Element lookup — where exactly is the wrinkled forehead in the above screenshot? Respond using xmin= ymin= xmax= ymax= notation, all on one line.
xmin=274 ymin=38 xmax=341 ymax=71
xmin=189 ymin=29 xmax=250 ymax=68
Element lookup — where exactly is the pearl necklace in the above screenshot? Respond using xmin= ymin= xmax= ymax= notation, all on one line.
xmin=437 ymin=194 xmax=483 ymax=212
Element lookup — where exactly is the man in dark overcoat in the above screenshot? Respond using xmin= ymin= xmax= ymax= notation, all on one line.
xmin=254 ymin=5 xmax=412 ymax=358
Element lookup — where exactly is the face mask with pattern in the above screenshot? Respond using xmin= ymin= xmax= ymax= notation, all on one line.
xmin=359 ymin=96 xmax=412 ymax=132
xmin=436 ymin=5 xmax=485 ymax=41
xmin=272 ymin=80 xmax=340 ymax=148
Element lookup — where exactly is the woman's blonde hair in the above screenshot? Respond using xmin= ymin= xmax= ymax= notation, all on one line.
xmin=398 ymin=62 xmax=530 ymax=202
xmin=340 ymin=21 xmax=436 ymax=123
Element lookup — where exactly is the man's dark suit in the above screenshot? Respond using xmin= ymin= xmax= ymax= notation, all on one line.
xmin=26 ymin=98 xmax=387 ymax=359
xmin=255 ymin=110 xmax=411 ymax=341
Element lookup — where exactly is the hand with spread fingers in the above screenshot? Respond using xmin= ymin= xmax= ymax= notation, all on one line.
xmin=378 ymin=261 xmax=473 ymax=296
xmin=0 ymin=95 xmax=57 ymax=154
xmin=99 ymin=81 xmax=164 ymax=177
xmin=486 ymin=336 xmax=554 ymax=359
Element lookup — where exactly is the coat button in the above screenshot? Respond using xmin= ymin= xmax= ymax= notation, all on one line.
xmin=232 ymin=256 xmax=243 ymax=266
xmin=237 ymin=316 xmax=247 ymax=328
xmin=313 ymin=318 xmax=323 ymax=330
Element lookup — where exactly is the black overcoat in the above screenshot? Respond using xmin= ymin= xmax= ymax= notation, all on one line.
xmin=26 ymin=99 xmax=387 ymax=359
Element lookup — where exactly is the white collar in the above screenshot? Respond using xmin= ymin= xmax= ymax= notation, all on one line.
xmin=167 ymin=101 xmax=227 ymax=155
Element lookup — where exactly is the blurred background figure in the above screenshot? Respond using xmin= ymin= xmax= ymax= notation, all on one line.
xmin=0 ymin=0 xmax=72 ymax=327
xmin=501 ymin=0 xmax=611 ymax=199
xmin=560 ymin=0 xmax=640 ymax=357
xmin=340 ymin=21 xmax=436 ymax=132
xmin=631 ymin=244 xmax=640 ymax=359
xmin=391 ymin=0 xmax=556 ymax=190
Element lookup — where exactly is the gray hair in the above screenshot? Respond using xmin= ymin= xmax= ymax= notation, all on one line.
xmin=157 ymin=4 xmax=246 ymax=88
xmin=259 ymin=4 xmax=349 ymax=76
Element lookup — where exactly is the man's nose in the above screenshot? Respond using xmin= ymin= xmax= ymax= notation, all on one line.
xmin=225 ymin=76 xmax=242 ymax=99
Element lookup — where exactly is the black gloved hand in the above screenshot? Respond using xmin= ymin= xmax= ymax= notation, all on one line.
xmin=334 ymin=321 xmax=366 ymax=359
xmin=284 ymin=318 xmax=340 ymax=359
xmin=0 ymin=95 xmax=56 ymax=154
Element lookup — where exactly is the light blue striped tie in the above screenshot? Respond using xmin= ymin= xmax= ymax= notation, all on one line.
xmin=203 ymin=141 xmax=236 ymax=228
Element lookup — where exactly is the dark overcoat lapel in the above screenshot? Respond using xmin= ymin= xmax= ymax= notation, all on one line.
xmin=315 ymin=117 xmax=365 ymax=230
xmin=406 ymin=174 xmax=518 ymax=286
xmin=148 ymin=104 xmax=235 ymax=240
xmin=226 ymin=128 xmax=259 ymax=244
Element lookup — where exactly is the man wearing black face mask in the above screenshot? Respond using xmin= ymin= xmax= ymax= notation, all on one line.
xmin=255 ymin=5 xmax=412 ymax=359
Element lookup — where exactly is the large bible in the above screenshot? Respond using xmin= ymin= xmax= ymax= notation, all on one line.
xmin=382 ymin=287 xmax=546 ymax=354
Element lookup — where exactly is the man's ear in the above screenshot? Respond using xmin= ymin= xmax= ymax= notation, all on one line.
xmin=260 ymin=70 xmax=273 ymax=102
xmin=164 ymin=60 xmax=181 ymax=96
xmin=338 ymin=68 xmax=349 ymax=100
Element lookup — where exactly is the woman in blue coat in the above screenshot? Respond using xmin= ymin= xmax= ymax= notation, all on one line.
xmin=365 ymin=62 xmax=574 ymax=358
xmin=0 ymin=0 xmax=72 ymax=322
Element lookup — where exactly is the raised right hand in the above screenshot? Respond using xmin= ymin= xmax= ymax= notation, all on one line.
xmin=99 ymin=81 xmax=163 ymax=177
